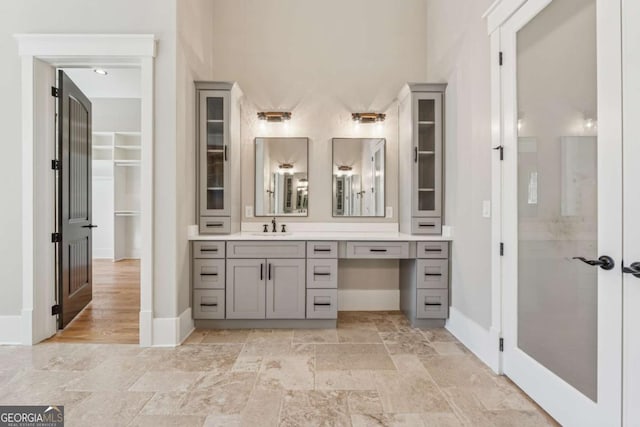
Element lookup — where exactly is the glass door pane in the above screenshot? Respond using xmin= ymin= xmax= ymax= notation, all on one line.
xmin=516 ymin=0 xmax=598 ymax=401
xmin=417 ymin=98 xmax=436 ymax=212
xmin=206 ymin=96 xmax=225 ymax=211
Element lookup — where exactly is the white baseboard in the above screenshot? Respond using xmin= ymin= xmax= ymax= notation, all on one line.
xmin=338 ymin=290 xmax=400 ymax=311
xmin=0 ymin=315 xmax=23 ymax=345
xmin=446 ymin=306 xmax=501 ymax=373
xmin=151 ymin=307 xmax=193 ymax=347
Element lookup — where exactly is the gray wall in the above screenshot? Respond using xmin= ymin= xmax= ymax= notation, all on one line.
xmin=0 ymin=0 xmax=178 ymax=318
xmin=426 ymin=0 xmax=493 ymax=328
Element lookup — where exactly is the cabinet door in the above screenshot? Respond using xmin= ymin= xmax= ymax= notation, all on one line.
xmin=199 ymin=90 xmax=230 ymax=217
xmin=412 ymin=92 xmax=442 ymax=217
xmin=226 ymin=259 xmax=265 ymax=319
xmin=266 ymin=259 xmax=306 ymax=319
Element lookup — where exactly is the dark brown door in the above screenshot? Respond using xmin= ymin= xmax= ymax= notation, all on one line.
xmin=57 ymin=70 xmax=93 ymax=329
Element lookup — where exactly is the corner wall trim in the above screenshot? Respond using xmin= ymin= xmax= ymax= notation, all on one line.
xmin=446 ymin=306 xmax=501 ymax=373
xmin=151 ymin=307 xmax=193 ymax=347
xmin=0 ymin=316 xmax=23 ymax=345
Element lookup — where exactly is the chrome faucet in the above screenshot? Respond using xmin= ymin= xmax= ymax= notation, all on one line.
xmin=271 ymin=217 xmax=277 ymax=233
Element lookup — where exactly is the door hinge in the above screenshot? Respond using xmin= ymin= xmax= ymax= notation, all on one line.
xmin=499 ymin=52 xmax=503 ymax=66
xmin=51 ymin=86 xmax=59 ymax=98
xmin=499 ymin=338 xmax=504 ymax=352
xmin=500 ymin=242 xmax=504 ymax=256
xmin=51 ymin=159 xmax=61 ymax=170
xmin=493 ymin=145 xmax=504 ymax=161
xmin=51 ymin=233 xmax=62 ymax=243
xmin=51 ymin=304 xmax=61 ymax=316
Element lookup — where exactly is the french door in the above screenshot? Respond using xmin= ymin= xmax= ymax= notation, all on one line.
xmin=500 ymin=0 xmax=623 ymax=425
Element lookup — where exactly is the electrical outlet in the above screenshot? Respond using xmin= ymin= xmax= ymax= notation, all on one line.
xmin=245 ymin=206 xmax=253 ymax=218
xmin=482 ymin=200 xmax=491 ymax=218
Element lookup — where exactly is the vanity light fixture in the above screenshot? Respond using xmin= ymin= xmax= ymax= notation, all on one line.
xmin=352 ymin=113 xmax=385 ymax=123
xmin=258 ymin=111 xmax=292 ymax=122
xmin=93 ymin=68 xmax=108 ymax=76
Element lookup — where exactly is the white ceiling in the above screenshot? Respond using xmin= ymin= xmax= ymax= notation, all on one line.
xmin=61 ymin=68 xmax=141 ymax=99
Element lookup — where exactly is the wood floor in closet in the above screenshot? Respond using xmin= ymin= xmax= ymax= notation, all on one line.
xmin=48 ymin=259 xmax=140 ymax=344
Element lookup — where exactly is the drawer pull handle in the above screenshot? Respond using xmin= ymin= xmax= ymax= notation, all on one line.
xmin=206 ymin=223 xmax=224 ymax=228
xmin=424 ymin=273 xmax=442 ymax=277
xmin=201 ymin=248 xmax=218 ymax=252
xmin=200 ymin=303 xmax=218 ymax=307
xmin=313 ymin=272 xmax=331 ymax=276
xmin=370 ymin=249 xmax=387 ymax=252
xmin=424 ymin=302 xmax=442 ymax=306
xmin=314 ymin=248 xmax=331 ymax=252
xmin=418 ymin=223 xmax=436 ymax=228
xmin=424 ymin=248 xmax=442 ymax=252
xmin=314 ymin=302 xmax=332 ymax=306
xmin=200 ymin=273 xmax=218 ymax=276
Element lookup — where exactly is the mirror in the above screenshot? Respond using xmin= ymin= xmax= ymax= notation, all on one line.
xmin=255 ymin=137 xmax=309 ymax=216
xmin=332 ymin=138 xmax=385 ymax=217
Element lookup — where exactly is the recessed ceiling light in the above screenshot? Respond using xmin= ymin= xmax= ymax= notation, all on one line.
xmin=93 ymin=68 xmax=108 ymax=76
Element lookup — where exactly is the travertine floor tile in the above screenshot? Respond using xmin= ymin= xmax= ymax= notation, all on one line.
xmin=129 ymin=414 xmax=205 ymax=427
xmin=201 ymin=329 xmax=249 ymax=344
xmin=374 ymin=370 xmax=453 ymax=414
xmin=279 ymin=390 xmax=350 ymax=427
xmin=256 ymin=355 xmax=315 ymax=390
xmin=293 ymin=328 xmax=339 ymax=343
xmin=240 ymin=388 xmax=283 ymax=427
xmin=338 ymin=329 xmax=383 ymax=343
xmin=129 ymin=370 xmax=204 ymax=392
xmin=351 ymin=412 xmax=426 ymax=427
xmin=421 ymin=355 xmax=496 ymax=388
xmin=316 ymin=344 xmax=395 ymax=370
xmin=347 ymin=390 xmax=384 ymax=414
xmin=315 ymin=370 xmax=378 ymax=390
xmin=203 ymin=414 xmax=242 ymax=427
xmin=65 ymin=391 xmax=153 ymax=427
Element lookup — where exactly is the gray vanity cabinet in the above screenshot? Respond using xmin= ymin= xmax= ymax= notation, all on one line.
xmin=398 ymin=83 xmax=446 ymax=235
xmin=196 ymin=82 xmax=242 ymax=234
xmin=226 ymin=259 xmax=266 ymax=319
xmin=266 ymin=259 xmax=306 ymax=319
xmin=226 ymin=257 xmax=306 ymax=320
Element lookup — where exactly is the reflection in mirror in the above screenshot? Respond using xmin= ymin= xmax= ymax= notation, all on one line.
xmin=332 ymin=138 xmax=385 ymax=217
xmin=255 ymin=137 xmax=308 ymax=216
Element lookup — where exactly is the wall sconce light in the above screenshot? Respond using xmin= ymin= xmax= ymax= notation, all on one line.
xmin=352 ymin=113 xmax=386 ymax=124
xmin=258 ymin=111 xmax=291 ymax=122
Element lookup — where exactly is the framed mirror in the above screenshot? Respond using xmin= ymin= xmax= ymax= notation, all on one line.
xmin=332 ymin=138 xmax=385 ymax=217
xmin=255 ymin=137 xmax=309 ymax=216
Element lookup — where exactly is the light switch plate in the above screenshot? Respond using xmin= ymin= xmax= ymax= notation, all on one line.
xmin=386 ymin=206 xmax=393 ymax=218
xmin=482 ymin=200 xmax=491 ymax=218
xmin=245 ymin=206 xmax=253 ymax=218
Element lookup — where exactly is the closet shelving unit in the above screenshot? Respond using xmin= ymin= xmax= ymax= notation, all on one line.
xmin=91 ymin=131 xmax=141 ymax=261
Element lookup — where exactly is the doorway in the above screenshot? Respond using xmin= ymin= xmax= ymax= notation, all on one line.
xmin=50 ymin=67 xmax=142 ymax=344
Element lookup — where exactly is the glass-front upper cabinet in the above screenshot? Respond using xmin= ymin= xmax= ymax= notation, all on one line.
xmin=200 ymin=90 xmax=229 ymax=216
xmin=398 ymin=83 xmax=445 ymax=235
xmin=196 ymin=82 xmax=242 ymax=234
xmin=414 ymin=92 xmax=442 ymax=217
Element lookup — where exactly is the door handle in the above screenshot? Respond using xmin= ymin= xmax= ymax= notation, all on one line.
xmin=414 ymin=147 xmax=418 ymax=163
xmin=622 ymin=262 xmax=640 ymax=279
xmin=82 ymin=224 xmax=98 ymax=229
xmin=573 ymin=255 xmax=615 ymax=271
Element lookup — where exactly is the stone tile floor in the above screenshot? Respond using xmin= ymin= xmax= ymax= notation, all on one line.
xmin=0 ymin=311 xmax=558 ymax=426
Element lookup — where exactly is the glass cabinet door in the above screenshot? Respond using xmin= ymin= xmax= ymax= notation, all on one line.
xmin=413 ymin=93 xmax=442 ymax=216
xmin=200 ymin=91 xmax=230 ymax=215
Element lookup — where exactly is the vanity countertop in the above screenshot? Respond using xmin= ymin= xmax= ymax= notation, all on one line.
xmin=189 ymin=231 xmax=452 ymax=242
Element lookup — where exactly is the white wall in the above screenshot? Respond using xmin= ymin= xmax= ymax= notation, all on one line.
xmin=426 ymin=0 xmax=493 ymax=329
xmin=91 ymin=98 xmax=141 ymax=133
xmin=0 ymin=0 xmax=178 ymax=320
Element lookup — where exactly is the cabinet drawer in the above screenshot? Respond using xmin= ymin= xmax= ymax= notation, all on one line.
xmin=200 ymin=217 xmax=231 ymax=234
xmin=227 ymin=241 xmax=306 ymax=258
xmin=412 ymin=218 xmax=442 ymax=235
xmin=193 ymin=241 xmax=225 ymax=258
xmin=307 ymin=241 xmax=338 ymax=258
xmin=193 ymin=289 xmax=225 ymax=319
xmin=416 ymin=241 xmax=448 ymax=259
xmin=346 ymin=241 xmax=409 ymax=259
xmin=193 ymin=259 xmax=225 ymax=289
xmin=416 ymin=259 xmax=448 ymax=289
xmin=307 ymin=259 xmax=338 ymax=289
xmin=416 ymin=289 xmax=448 ymax=319
xmin=306 ymin=289 xmax=338 ymax=319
